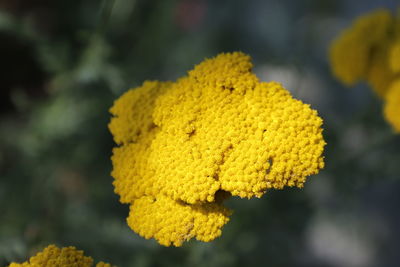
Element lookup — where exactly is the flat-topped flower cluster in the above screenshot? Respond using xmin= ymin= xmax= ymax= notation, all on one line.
xmin=330 ymin=9 xmax=400 ymax=132
xmin=109 ymin=52 xmax=325 ymax=246
xmin=8 ymin=245 xmax=114 ymax=267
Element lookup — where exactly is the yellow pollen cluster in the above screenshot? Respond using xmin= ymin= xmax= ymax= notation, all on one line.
xmin=329 ymin=8 xmax=400 ymax=132
xmin=109 ymin=52 xmax=325 ymax=246
xmin=8 ymin=244 xmax=115 ymax=267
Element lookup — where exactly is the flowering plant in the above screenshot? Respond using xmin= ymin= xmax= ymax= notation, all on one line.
xmin=109 ymin=52 xmax=325 ymax=246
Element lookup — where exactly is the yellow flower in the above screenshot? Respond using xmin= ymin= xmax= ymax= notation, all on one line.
xmin=127 ymin=195 xmax=231 ymax=247
xmin=8 ymin=244 xmax=115 ymax=267
xmin=367 ymin=41 xmax=396 ymax=97
xmin=389 ymin=41 xmax=400 ymax=73
xmin=329 ymin=30 xmax=369 ymax=86
xmin=329 ymin=9 xmax=393 ymax=91
xmin=384 ymin=80 xmax=400 ymax=132
xmin=109 ymin=52 xmax=325 ymax=246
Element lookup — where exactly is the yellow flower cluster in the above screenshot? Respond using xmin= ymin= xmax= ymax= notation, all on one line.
xmin=109 ymin=52 xmax=325 ymax=246
xmin=329 ymin=9 xmax=395 ymax=96
xmin=329 ymin=8 xmax=400 ymax=132
xmin=8 ymin=244 xmax=114 ymax=267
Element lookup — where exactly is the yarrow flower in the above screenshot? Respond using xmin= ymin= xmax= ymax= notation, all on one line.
xmin=329 ymin=8 xmax=400 ymax=133
xmin=109 ymin=52 xmax=326 ymax=246
xmin=329 ymin=9 xmax=395 ymax=96
xmin=8 ymin=244 xmax=114 ymax=267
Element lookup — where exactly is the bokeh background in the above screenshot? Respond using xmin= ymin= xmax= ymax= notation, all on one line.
xmin=1 ymin=0 xmax=400 ymax=266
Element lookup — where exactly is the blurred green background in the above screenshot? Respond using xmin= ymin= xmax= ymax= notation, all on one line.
xmin=1 ymin=0 xmax=400 ymax=266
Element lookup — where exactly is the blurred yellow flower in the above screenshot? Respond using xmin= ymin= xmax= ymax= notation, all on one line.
xmin=329 ymin=9 xmax=393 ymax=91
xmin=8 ymin=244 xmax=115 ymax=267
xmin=109 ymin=52 xmax=325 ymax=246
xmin=384 ymin=80 xmax=400 ymax=133
xmin=389 ymin=41 xmax=400 ymax=73
xmin=329 ymin=8 xmax=400 ymax=132
xmin=367 ymin=42 xmax=396 ymax=97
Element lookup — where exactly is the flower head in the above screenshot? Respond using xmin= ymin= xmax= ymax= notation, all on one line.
xmin=329 ymin=8 xmax=400 ymax=133
xmin=8 ymin=244 xmax=114 ymax=267
xmin=109 ymin=52 xmax=325 ymax=246
xmin=329 ymin=9 xmax=395 ymax=96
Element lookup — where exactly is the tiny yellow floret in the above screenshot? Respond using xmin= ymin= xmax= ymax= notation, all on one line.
xmin=109 ymin=52 xmax=326 ymax=246
xmin=8 ymin=244 xmax=115 ymax=267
